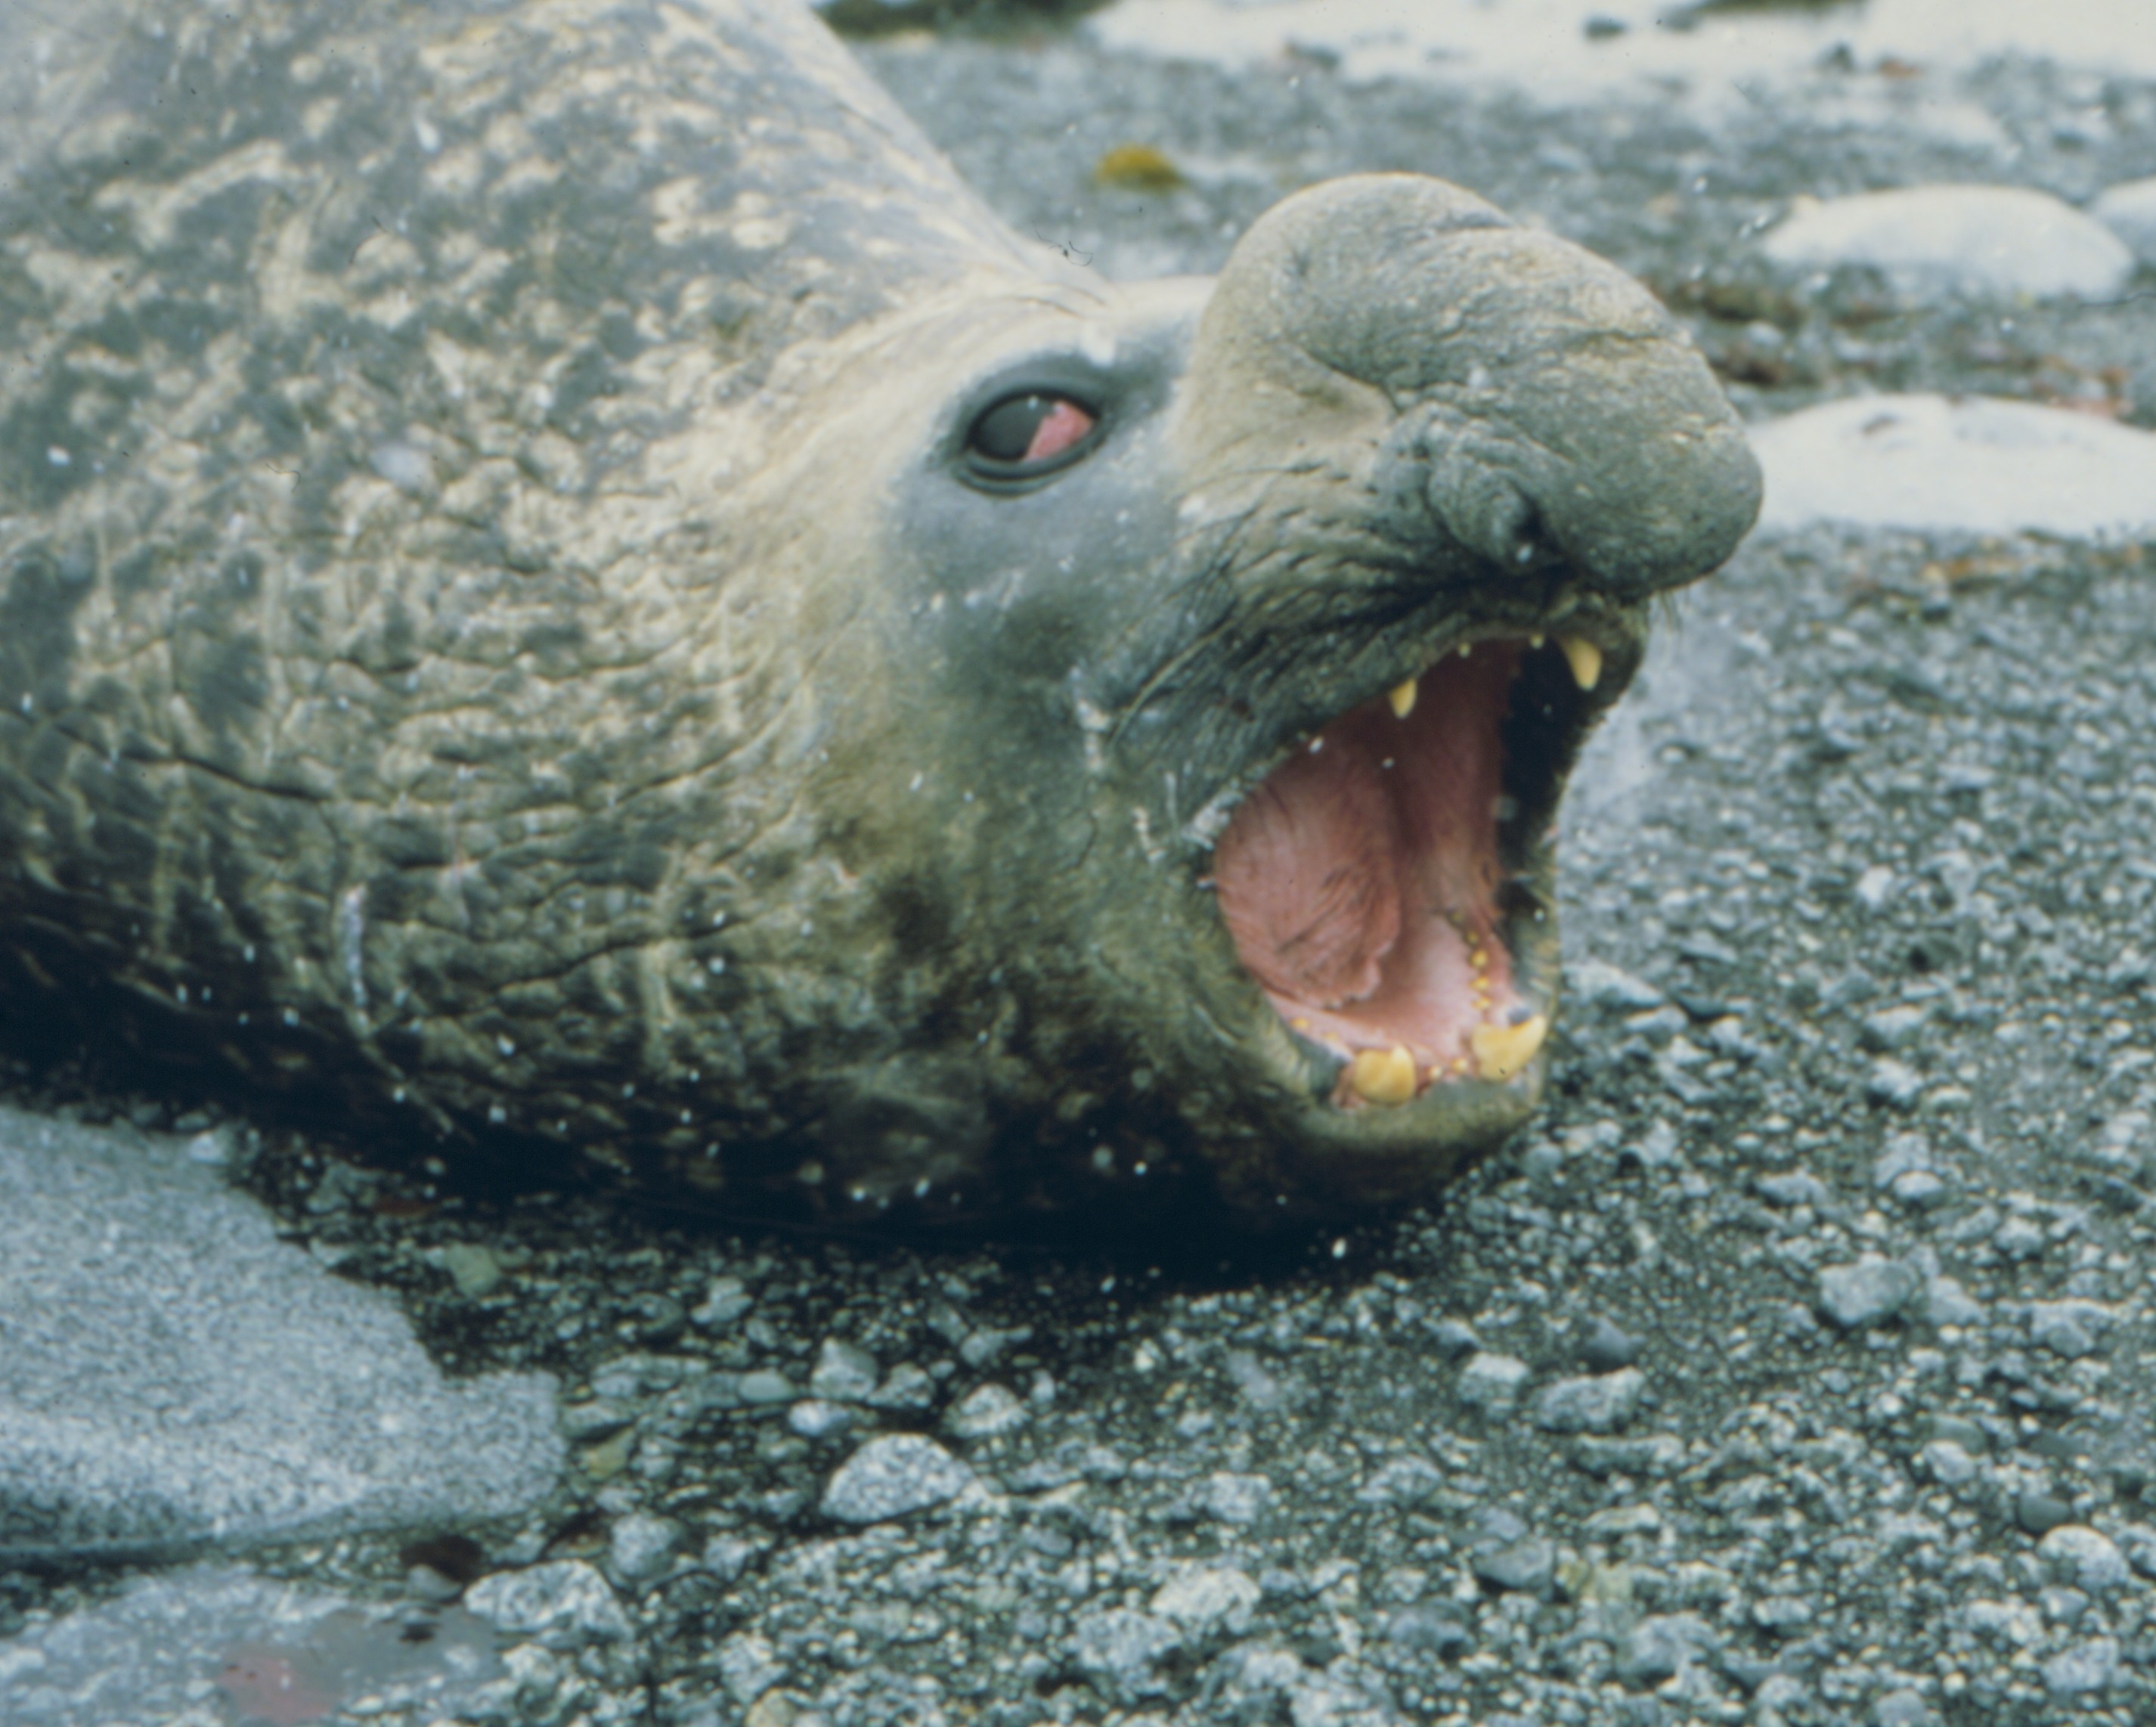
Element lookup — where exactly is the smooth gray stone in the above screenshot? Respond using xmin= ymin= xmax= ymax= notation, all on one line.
xmin=0 ymin=1107 xmax=561 ymax=1559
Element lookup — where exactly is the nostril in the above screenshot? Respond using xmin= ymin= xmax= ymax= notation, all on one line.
xmin=1425 ymin=454 xmax=1541 ymax=569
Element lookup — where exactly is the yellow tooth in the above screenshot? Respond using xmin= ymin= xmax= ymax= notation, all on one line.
xmin=1560 ymin=636 xmax=1603 ymax=692
xmin=1471 ymin=1013 xmax=1549 ymax=1083
xmin=1388 ymin=678 xmax=1417 ymax=719
xmin=1349 ymin=1045 xmax=1418 ymax=1105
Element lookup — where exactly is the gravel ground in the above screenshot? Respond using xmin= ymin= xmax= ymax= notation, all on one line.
xmin=5 ymin=11 xmax=2156 ymax=1727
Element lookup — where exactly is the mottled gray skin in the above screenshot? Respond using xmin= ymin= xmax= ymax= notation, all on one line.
xmin=0 ymin=0 xmax=1759 ymax=1223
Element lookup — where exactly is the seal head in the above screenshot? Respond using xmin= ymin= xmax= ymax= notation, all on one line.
xmin=0 ymin=1 xmax=1758 ymax=1223
xmin=861 ymin=174 xmax=1759 ymax=1217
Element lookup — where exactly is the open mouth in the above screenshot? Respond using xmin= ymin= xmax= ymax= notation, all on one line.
xmin=1211 ymin=633 xmax=1609 ymax=1111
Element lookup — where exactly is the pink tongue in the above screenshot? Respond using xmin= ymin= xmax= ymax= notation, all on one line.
xmin=1213 ymin=647 xmax=1518 ymax=1034
xmin=1213 ymin=726 xmax=1402 ymax=1007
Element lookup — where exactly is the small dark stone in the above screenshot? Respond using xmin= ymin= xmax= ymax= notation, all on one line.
xmin=1581 ymin=1317 xmax=1642 ymax=1372
xmin=2016 ymin=1490 xmax=2074 ymax=1535
xmin=1430 ymin=1319 xmax=1481 ymax=1360
xmin=2027 ymin=1431 xmax=2083 ymax=1465
xmin=1920 ymin=1413 xmax=1988 ymax=1452
xmin=400 ymin=1533 xmax=488 ymax=1586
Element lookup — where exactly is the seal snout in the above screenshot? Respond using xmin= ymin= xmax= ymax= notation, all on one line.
xmin=1184 ymin=172 xmax=1762 ymax=602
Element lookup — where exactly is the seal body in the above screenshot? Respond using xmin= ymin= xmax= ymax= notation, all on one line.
xmin=0 ymin=0 xmax=1759 ymax=1222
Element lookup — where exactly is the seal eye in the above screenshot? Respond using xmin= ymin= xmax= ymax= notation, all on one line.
xmin=963 ymin=392 xmax=1101 ymax=484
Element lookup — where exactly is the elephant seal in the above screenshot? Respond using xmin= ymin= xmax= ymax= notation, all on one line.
xmin=0 ymin=0 xmax=1760 ymax=1223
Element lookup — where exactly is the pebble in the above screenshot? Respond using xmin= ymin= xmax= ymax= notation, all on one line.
xmin=1429 ymin=1318 xmax=1482 ymax=1360
xmin=1148 ymin=1565 xmax=1260 ymax=1632
xmin=1862 ymin=1009 xmax=1928 ymax=1054
xmin=1817 ymin=1258 xmax=1920 ymax=1329
xmin=1916 ymin=1440 xmax=1978 ymax=1487
xmin=702 ymin=1533 xmax=764 ymax=1583
xmin=1199 ymin=1471 xmax=1275 ymax=1525
xmin=1873 ymin=1686 xmax=1938 ymax=1726
xmin=2042 ymin=1636 xmax=2120 ymax=1699
xmin=1866 ymin=1059 xmax=1925 ymax=1109
xmin=606 ymin=1514 xmax=679 ymax=1585
xmin=1761 ymin=184 xmax=2134 ymax=299
xmin=819 ymin=1435 xmax=974 ymax=1525
xmin=1071 ymin=1607 xmax=1182 ymax=1704
xmin=1385 ymin=1604 xmax=1473 ymax=1658
xmin=1615 ymin=1613 xmax=1717 ymax=1687
xmin=1886 ymin=1170 xmax=1946 ymax=1208
xmin=1356 ymin=1454 xmax=1444 ymax=1506
xmin=715 ymin=1631 xmax=785 ymax=1707
xmin=1532 ymin=1368 xmax=1645 ymax=1434
xmin=689 ymin=1277 xmax=753 ymax=1329
xmin=736 ymin=1369 xmax=796 ymax=1405
xmin=1578 ymin=1316 xmax=1641 ymax=1372
xmin=1923 ymin=1276 xmax=1986 ymax=1328
xmin=808 ymin=1339 xmax=879 ymax=1402
xmin=1572 ymin=1434 xmax=1686 ymax=1477
xmin=1921 ymin=1412 xmax=1987 ymax=1450
xmin=867 ymin=1363 xmax=937 ymax=1411
xmin=1758 ymin=1170 xmax=1832 ymax=1208
xmin=1751 ymin=1594 xmax=1814 ymax=1635
xmin=1751 ymin=395 xmax=2156 ymax=538
xmin=2014 ymin=1490 xmax=2075 ymax=1536
xmin=785 ymin=1399 xmax=856 ymax=1439
xmin=2027 ymin=1300 xmax=2109 ymax=1359
xmin=1568 ymin=959 xmax=1665 ymax=1010
xmin=944 ymin=1382 xmax=1028 ymax=1440
xmin=435 ymin=1242 xmax=504 ymax=1298
xmin=2091 ymin=174 xmax=2156 ymax=265
xmin=1872 ymin=1130 xmax=1930 ymax=1181
xmin=2037 ymin=1526 xmax=2130 ymax=1594
xmin=1472 ymin=1536 xmax=1557 ymax=1596
xmin=465 ymin=1560 xmax=634 ymax=1648
xmin=1457 ymin=1352 xmax=1531 ymax=1416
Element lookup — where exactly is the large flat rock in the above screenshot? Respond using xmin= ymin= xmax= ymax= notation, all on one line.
xmin=1761 ymin=184 xmax=2134 ymax=300
xmin=0 ymin=1108 xmax=562 ymax=1560
xmin=1749 ymin=393 xmax=2156 ymax=537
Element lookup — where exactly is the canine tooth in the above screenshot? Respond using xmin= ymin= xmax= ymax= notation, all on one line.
xmin=1349 ymin=1045 xmax=1417 ymax=1105
xmin=1471 ymin=1013 xmax=1549 ymax=1083
xmin=1560 ymin=636 xmax=1603 ymax=692
xmin=1388 ymin=678 xmax=1417 ymax=719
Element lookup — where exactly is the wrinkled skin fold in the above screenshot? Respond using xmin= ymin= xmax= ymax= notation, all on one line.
xmin=0 ymin=0 xmax=1760 ymax=1225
